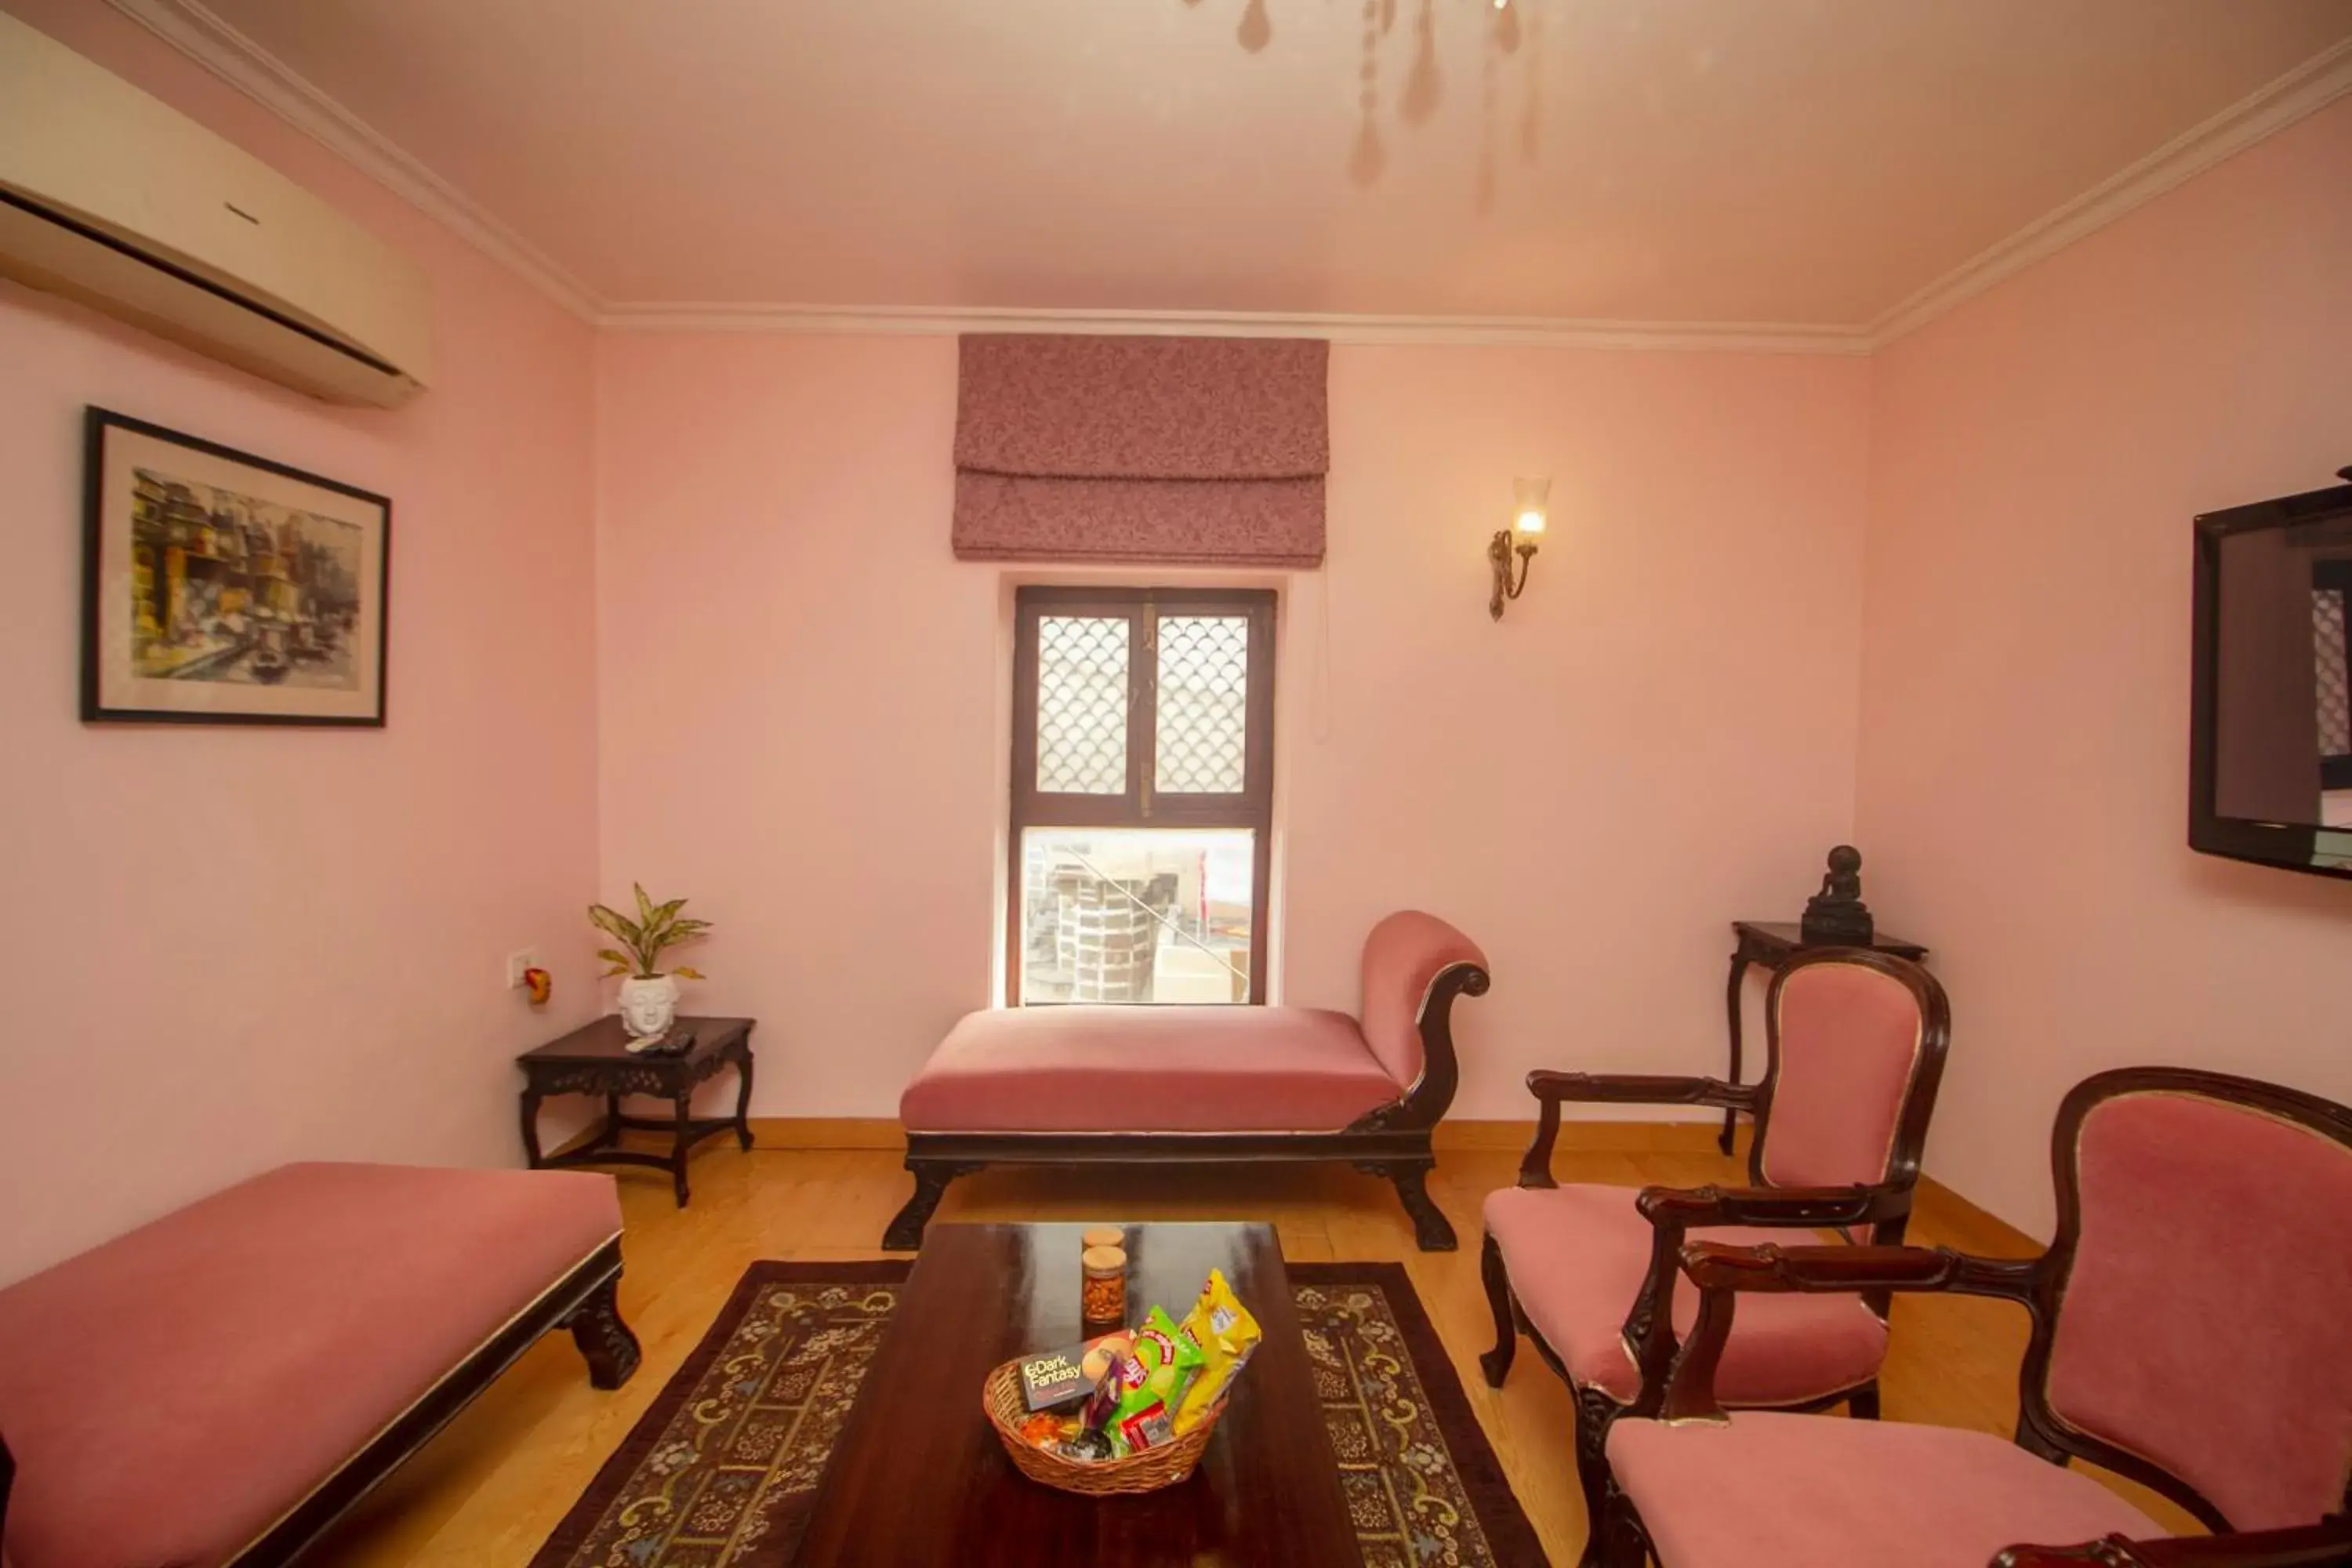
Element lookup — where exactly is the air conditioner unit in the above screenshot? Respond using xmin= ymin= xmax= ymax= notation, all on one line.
xmin=0 ymin=10 xmax=432 ymax=408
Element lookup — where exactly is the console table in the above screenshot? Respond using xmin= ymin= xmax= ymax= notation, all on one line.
xmin=1722 ymin=923 xmax=1927 ymax=1156
xmin=517 ymin=1014 xmax=755 ymax=1206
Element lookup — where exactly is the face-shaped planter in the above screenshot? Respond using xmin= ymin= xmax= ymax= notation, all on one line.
xmin=618 ymin=974 xmax=680 ymax=1042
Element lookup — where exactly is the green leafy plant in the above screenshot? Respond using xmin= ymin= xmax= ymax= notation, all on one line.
xmin=590 ymin=884 xmax=712 ymax=981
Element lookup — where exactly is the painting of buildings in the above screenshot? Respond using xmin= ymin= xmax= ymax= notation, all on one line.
xmin=127 ymin=467 xmax=365 ymax=689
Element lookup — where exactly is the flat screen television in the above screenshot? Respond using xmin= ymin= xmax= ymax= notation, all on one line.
xmin=2190 ymin=465 xmax=2352 ymax=879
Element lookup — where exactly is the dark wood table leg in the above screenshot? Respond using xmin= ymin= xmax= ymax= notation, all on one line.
xmin=519 ymin=1086 xmax=545 ymax=1167
xmin=670 ymin=1084 xmax=693 ymax=1207
xmin=1721 ymin=944 xmax=1751 ymax=1156
xmin=731 ymin=1040 xmax=755 ymax=1152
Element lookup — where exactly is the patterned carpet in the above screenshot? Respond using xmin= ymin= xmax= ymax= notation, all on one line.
xmin=532 ymin=1259 xmax=1546 ymax=1567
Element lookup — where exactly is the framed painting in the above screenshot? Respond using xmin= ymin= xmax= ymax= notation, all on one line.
xmin=82 ymin=408 xmax=390 ymax=726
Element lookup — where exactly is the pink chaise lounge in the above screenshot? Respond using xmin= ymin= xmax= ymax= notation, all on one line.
xmin=888 ymin=909 xmax=1490 ymax=1250
xmin=0 ymin=1162 xmax=638 ymax=1568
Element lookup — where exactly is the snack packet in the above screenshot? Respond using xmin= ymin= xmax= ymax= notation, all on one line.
xmin=1062 ymin=1425 xmax=1113 ymax=1462
xmin=1078 ymin=1356 xmax=1124 ymax=1436
xmin=1020 ymin=1410 xmax=1080 ymax=1452
xmin=1100 ymin=1316 xmax=1185 ymax=1455
xmin=1018 ymin=1330 xmax=1131 ymax=1412
xmin=1172 ymin=1269 xmax=1263 ymax=1434
xmin=1110 ymin=1396 xmax=1171 ymax=1457
xmin=1136 ymin=1306 xmax=1206 ymax=1412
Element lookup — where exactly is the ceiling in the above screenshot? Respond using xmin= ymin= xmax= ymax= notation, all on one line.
xmin=113 ymin=0 xmax=2352 ymax=330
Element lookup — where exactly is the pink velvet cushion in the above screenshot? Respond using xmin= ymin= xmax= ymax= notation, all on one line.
xmin=1760 ymin=960 xmax=1925 ymax=1190
xmin=1483 ymin=1185 xmax=1888 ymax=1406
xmin=899 ymin=1005 xmax=1403 ymax=1132
xmin=0 ymin=1162 xmax=622 ymax=1568
xmin=1606 ymin=1411 xmax=2164 ymax=1567
xmin=2042 ymin=1090 xmax=2352 ymax=1530
xmin=1356 ymin=911 xmax=1487 ymax=1091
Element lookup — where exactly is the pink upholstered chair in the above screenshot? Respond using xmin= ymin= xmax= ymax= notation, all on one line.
xmin=1479 ymin=947 xmax=1951 ymax=1566
xmin=1599 ymin=1067 xmax=2352 ymax=1568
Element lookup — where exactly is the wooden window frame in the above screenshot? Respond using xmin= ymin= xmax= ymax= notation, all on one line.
xmin=1008 ymin=585 xmax=1276 ymax=1005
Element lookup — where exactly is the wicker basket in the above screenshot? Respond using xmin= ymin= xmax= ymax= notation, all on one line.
xmin=981 ymin=1358 xmax=1226 ymax=1496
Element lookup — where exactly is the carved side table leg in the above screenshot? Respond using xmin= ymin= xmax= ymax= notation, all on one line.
xmin=731 ymin=1042 xmax=755 ymax=1152
xmin=670 ymin=1086 xmax=693 ymax=1207
xmin=519 ymin=1086 xmax=545 ymax=1168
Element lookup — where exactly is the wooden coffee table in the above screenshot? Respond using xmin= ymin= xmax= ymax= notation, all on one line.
xmin=792 ymin=1222 xmax=1361 ymax=1567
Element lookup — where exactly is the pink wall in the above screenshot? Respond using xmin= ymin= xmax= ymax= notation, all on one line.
xmin=1857 ymin=97 xmax=2352 ymax=1236
xmin=19 ymin=0 xmax=2336 ymax=1272
xmin=596 ymin=335 xmax=1872 ymax=1120
xmin=0 ymin=3 xmax=601 ymax=1283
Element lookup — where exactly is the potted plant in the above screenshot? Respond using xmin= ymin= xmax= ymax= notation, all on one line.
xmin=590 ymin=885 xmax=711 ymax=1044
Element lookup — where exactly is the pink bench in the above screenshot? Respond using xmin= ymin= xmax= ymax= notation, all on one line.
xmin=0 ymin=1163 xmax=638 ymax=1568
xmin=889 ymin=910 xmax=1490 ymax=1251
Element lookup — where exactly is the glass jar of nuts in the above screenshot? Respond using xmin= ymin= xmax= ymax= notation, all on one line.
xmin=1080 ymin=1245 xmax=1127 ymax=1325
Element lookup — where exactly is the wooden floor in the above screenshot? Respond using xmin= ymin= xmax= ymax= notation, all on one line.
xmin=315 ymin=1130 xmax=2197 ymax=1566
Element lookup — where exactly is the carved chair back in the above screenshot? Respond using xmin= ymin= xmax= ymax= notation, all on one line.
xmin=2016 ymin=1069 xmax=2352 ymax=1534
xmin=1747 ymin=949 xmax=1951 ymax=1240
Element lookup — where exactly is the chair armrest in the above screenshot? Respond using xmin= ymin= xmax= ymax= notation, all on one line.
xmin=1992 ymin=1518 xmax=2352 ymax=1567
xmin=1636 ymin=1183 xmax=1910 ymax=1230
xmin=1607 ymin=1185 xmax=1916 ymax=1408
xmin=1658 ymin=1242 xmax=2044 ymax=1421
xmin=1515 ymin=1073 xmax=1759 ymax=1188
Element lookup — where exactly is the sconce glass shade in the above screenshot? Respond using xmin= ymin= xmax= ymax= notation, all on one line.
xmin=1512 ymin=477 xmax=1551 ymax=536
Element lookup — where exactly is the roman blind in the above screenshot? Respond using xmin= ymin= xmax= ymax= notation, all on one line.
xmin=952 ymin=333 xmax=1328 ymax=567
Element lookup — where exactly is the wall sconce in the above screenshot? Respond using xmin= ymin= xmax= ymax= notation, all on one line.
xmin=1488 ymin=477 xmax=1548 ymax=620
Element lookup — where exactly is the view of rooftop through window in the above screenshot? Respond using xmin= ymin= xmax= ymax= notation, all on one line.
xmin=1010 ymin=588 xmax=1275 ymax=1004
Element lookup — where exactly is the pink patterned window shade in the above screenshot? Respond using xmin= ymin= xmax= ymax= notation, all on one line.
xmin=953 ymin=334 xmax=1328 ymax=567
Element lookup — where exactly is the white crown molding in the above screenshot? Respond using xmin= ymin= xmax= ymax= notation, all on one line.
xmin=101 ymin=0 xmax=604 ymax=321
xmin=96 ymin=0 xmax=2351 ymax=354
xmin=591 ymin=302 xmax=1875 ymax=354
xmin=1867 ymin=36 xmax=2352 ymax=348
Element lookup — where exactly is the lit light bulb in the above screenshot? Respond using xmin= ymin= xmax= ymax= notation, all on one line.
xmin=1511 ymin=477 xmax=1552 ymax=537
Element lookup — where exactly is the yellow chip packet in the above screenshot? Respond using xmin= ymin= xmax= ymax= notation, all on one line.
xmin=1172 ymin=1268 xmax=1263 ymax=1433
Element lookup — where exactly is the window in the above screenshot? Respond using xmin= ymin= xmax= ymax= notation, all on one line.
xmin=1009 ymin=586 xmax=1276 ymax=1004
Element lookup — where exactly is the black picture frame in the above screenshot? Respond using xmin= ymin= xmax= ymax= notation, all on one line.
xmin=2187 ymin=466 xmax=2352 ymax=880
xmin=81 ymin=407 xmax=391 ymax=727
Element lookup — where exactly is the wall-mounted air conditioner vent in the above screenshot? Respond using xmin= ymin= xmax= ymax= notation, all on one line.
xmin=0 ymin=10 xmax=433 ymax=407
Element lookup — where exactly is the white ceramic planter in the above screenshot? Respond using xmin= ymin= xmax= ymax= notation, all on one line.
xmin=618 ymin=974 xmax=680 ymax=1043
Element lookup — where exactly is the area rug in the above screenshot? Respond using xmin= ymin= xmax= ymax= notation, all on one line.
xmin=531 ymin=1259 xmax=1546 ymax=1568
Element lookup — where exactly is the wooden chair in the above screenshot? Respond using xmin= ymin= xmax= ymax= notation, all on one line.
xmin=1598 ymin=1067 xmax=2352 ymax=1568
xmin=1479 ymin=946 xmax=1951 ymax=1565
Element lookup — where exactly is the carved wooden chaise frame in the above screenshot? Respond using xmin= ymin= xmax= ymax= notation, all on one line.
xmin=1605 ymin=1066 xmax=2352 ymax=1568
xmin=0 ymin=1237 xmax=640 ymax=1568
xmin=1478 ymin=946 xmax=1952 ymax=1566
xmin=883 ymin=957 xmax=1492 ymax=1253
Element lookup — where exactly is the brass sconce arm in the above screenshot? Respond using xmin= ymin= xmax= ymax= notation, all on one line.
xmin=1489 ymin=529 xmax=1537 ymax=620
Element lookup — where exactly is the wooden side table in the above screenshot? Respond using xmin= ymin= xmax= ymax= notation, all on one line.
xmin=1722 ymin=923 xmax=1927 ymax=1156
xmin=517 ymin=1015 xmax=755 ymax=1207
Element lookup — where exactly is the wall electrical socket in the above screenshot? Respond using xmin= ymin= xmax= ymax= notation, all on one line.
xmin=506 ymin=949 xmax=543 ymax=989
